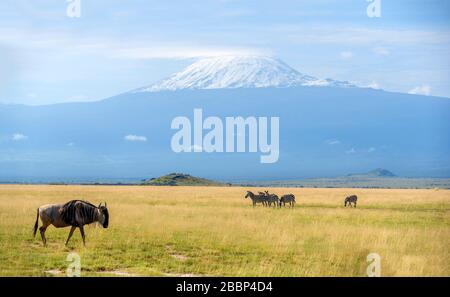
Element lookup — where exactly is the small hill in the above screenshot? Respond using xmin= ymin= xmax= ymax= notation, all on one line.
xmin=348 ymin=168 xmax=396 ymax=178
xmin=142 ymin=173 xmax=226 ymax=186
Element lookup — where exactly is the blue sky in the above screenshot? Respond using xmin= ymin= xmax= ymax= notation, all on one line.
xmin=1 ymin=0 xmax=449 ymax=105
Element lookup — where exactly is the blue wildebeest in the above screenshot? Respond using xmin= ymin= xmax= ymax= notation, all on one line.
xmin=344 ymin=195 xmax=358 ymax=208
xmin=279 ymin=194 xmax=296 ymax=208
xmin=264 ymin=191 xmax=280 ymax=208
xmin=245 ymin=191 xmax=267 ymax=207
xmin=33 ymin=200 xmax=109 ymax=246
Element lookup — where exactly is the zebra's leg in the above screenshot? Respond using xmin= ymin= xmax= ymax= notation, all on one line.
xmin=65 ymin=226 xmax=76 ymax=246
xmin=79 ymin=226 xmax=86 ymax=247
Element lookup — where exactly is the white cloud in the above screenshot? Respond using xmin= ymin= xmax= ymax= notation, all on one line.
xmin=0 ymin=28 xmax=269 ymax=60
xmin=346 ymin=148 xmax=356 ymax=154
xmin=374 ymin=47 xmax=390 ymax=56
xmin=367 ymin=147 xmax=376 ymax=153
xmin=367 ymin=81 xmax=381 ymax=89
xmin=124 ymin=134 xmax=147 ymax=142
xmin=280 ymin=26 xmax=450 ymax=45
xmin=66 ymin=95 xmax=88 ymax=101
xmin=325 ymin=139 xmax=340 ymax=145
xmin=340 ymin=51 xmax=353 ymax=60
xmin=112 ymin=46 xmax=270 ymax=60
xmin=219 ymin=9 xmax=256 ymax=18
xmin=408 ymin=85 xmax=432 ymax=96
xmin=12 ymin=133 xmax=28 ymax=141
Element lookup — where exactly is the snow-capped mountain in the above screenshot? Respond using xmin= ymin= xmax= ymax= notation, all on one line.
xmin=134 ymin=56 xmax=355 ymax=92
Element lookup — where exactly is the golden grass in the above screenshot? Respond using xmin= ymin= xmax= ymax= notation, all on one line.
xmin=0 ymin=185 xmax=449 ymax=276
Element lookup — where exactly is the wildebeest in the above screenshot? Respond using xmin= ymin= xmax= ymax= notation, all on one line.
xmin=344 ymin=195 xmax=358 ymax=208
xmin=33 ymin=200 xmax=109 ymax=246
xmin=245 ymin=191 xmax=267 ymax=207
xmin=279 ymin=194 xmax=296 ymax=208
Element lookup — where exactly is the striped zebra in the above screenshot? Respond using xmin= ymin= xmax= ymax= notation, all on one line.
xmin=279 ymin=194 xmax=296 ymax=208
xmin=245 ymin=191 xmax=267 ymax=207
xmin=33 ymin=200 xmax=109 ymax=246
xmin=344 ymin=195 xmax=358 ymax=208
xmin=258 ymin=192 xmax=269 ymax=206
xmin=264 ymin=191 xmax=280 ymax=208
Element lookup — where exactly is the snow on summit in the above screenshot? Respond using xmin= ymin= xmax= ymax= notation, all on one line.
xmin=135 ymin=56 xmax=355 ymax=92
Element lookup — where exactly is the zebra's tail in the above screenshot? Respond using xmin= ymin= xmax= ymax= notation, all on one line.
xmin=33 ymin=208 xmax=39 ymax=237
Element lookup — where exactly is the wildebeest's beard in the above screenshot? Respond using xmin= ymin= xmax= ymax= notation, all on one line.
xmin=102 ymin=208 xmax=109 ymax=228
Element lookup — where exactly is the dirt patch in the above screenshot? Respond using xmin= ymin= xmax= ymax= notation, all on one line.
xmin=99 ymin=270 xmax=140 ymax=277
xmin=45 ymin=269 xmax=63 ymax=276
xmin=165 ymin=245 xmax=189 ymax=261
xmin=164 ymin=272 xmax=203 ymax=277
xmin=171 ymin=254 xmax=188 ymax=261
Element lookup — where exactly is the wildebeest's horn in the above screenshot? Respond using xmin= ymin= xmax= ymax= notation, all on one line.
xmin=104 ymin=202 xmax=107 ymax=207
xmin=98 ymin=202 xmax=102 ymax=208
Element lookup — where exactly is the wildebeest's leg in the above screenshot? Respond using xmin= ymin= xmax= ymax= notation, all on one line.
xmin=39 ymin=223 xmax=49 ymax=246
xmin=79 ymin=226 xmax=86 ymax=246
xmin=354 ymin=201 xmax=357 ymax=208
xmin=65 ymin=226 xmax=76 ymax=246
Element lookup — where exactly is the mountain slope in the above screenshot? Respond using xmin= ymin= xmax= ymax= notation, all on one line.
xmin=1 ymin=87 xmax=449 ymax=180
xmin=348 ymin=168 xmax=396 ymax=178
xmin=134 ymin=56 xmax=355 ymax=92
xmin=142 ymin=173 xmax=225 ymax=186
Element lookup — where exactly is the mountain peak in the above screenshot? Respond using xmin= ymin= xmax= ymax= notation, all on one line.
xmin=348 ymin=168 xmax=397 ymax=178
xmin=367 ymin=168 xmax=396 ymax=177
xmin=142 ymin=173 xmax=225 ymax=186
xmin=134 ymin=55 xmax=355 ymax=92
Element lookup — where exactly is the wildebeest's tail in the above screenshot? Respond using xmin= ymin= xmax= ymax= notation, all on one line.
xmin=33 ymin=208 xmax=39 ymax=237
